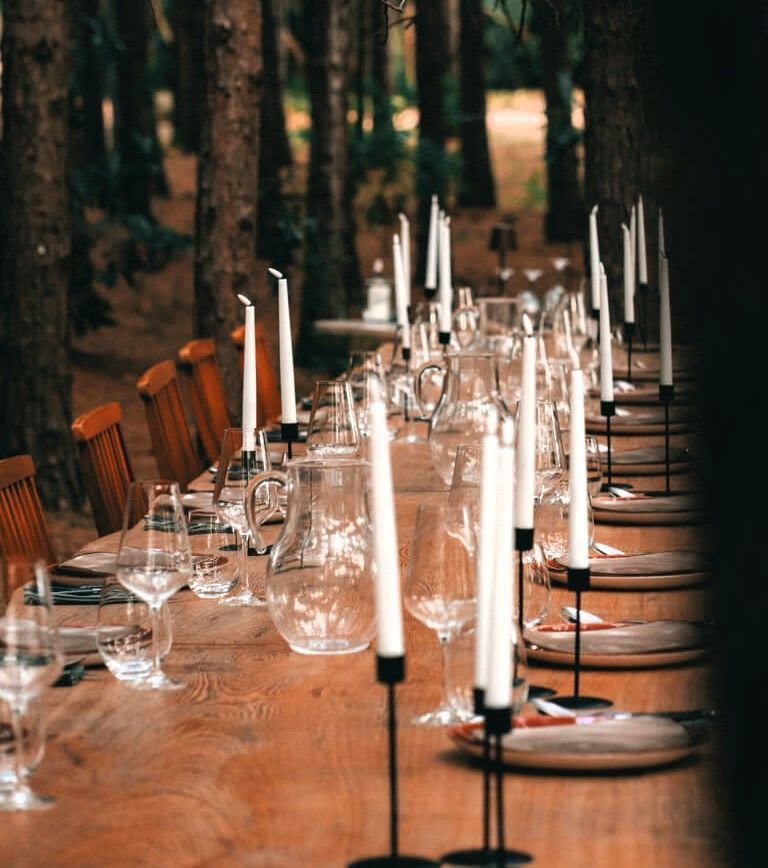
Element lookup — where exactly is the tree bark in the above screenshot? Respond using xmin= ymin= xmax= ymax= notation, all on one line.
xmin=0 ymin=0 xmax=84 ymax=510
xmin=370 ymin=0 xmax=394 ymax=159
xmin=535 ymin=0 xmax=582 ymax=242
xmin=71 ymin=0 xmax=107 ymax=169
xmin=194 ymin=0 xmax=263 ymax=411
xmin=457 ymin=0 xmax=496 ymax=208
xmin=170 ymin=0 xmax=205 ymax=153
xmin=582 ymin=0 xmax=661 ymax=326
xmin=297 ymin=0 xmax=358 ymax=370
xmin=414 ymin=0 xmax=448 ymax=283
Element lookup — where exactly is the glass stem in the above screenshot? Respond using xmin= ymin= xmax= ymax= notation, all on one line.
xmin=9 ymin=702 xmax=28 ymax=799
xmin=240 ymin=531 xmax=252 ymax=593
xmin=438 ymin=632 xmax=454 ymax=710
xmin=150 ymin=603 xmax=163 ymax=678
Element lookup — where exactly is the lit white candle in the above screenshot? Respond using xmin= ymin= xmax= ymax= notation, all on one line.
xmin=438 ymin=216 xmax=452 ymax=335
xmin=392 ymin=235 xmax=411 ymax=351
xmin=398 ymin=213 xmax=411 ymax=308
xmin=486 ymin=415 xmax=515 ymax=711
xmin=237 ymin=293 xmax=257 ymax=450
xmin=637 ymin=195 xmax=648 ymax=285
xmin=425 ymin=195 xmax=439 ymax=291
xmin=589 ymin=205 xmax=601 ymax=313
xmin=622 ymin=223 xmax=634 ymax=325
xmin=368 ymin=380 xmax=405 ymax=658
xmin=269 ymin=268 xmax=298 ymax=426
xmin=598 ymin=267 xmax=614 ymax=403
xmin=659 ymin=254 xmax=673 ymax=387
xmin=568 ymin=351 xmax=589 ymax=569
xmin=515 ymin=316 xmax=536 ymax=533
xmin=474 ymin=408 xmax=499 ymax=693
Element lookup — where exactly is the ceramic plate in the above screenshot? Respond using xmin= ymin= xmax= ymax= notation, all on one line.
xmin=524 ymin=644 xmax=708 ymax=670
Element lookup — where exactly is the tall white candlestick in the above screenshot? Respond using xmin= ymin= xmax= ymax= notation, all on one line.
xmin=568 ymin=354 xmax=589 ymax=569
xmin=622 ymin=223 xmax=634 ymax=325
xmin=398 ymin=213 xmax=411 ymax=308
xmin=474 ymin=408 xmax=499 ymax=692
xmin=425 ymin=195 xmax=439 ymax=290
xmin=589 ymin=205 xmax=601 ymax=312
xmin=237 ymin=294 xmax=257 ymax=450
xmin=637 ymin=195 xmax=648 ymax=284
xmin=392 ymin=235 xmax=411 ymax=350
xmin=598 ymin=267 xmax=614 ymax=403
xmin=486 ymin=416 xmax=515 ymax=711
xmin=515 ymin=330 xmax=536 ymax=532
xmin=659 ymin=255 xmax=673 ymax=387
xmin=368 ymin=384 xmax=405 ymax=658
xmin=438 ymin=217 xmax=452 ymax=335
xmin=269 ymin=269 xmax=297 ymax=426
xmin=658 ymin=206 xmax=666 ymax=258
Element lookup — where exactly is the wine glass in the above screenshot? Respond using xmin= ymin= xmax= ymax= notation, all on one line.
xmin=213 ymin=427 xmax=272 ymax=607
xmin=535 ymin=478 xmax=595 ymax=562
xmin=306 ymin=380 xmax=360 ymax=455
xmin=0 ymin=557 xmax=64 ymax=810
xmin=403 ymin=502 xmax=476 ymax=726
xmin=533 ymin=398 xmax=566 ymax=501
xmin=448 ymin=443 xmax=482 ymax=532
xmin=116 ymin=480 xmax=192 ymax=689
xmin=186 ymin=510 xmax=239 ymax=599
xmin=585 ymin=435 xmax=603 ymax=499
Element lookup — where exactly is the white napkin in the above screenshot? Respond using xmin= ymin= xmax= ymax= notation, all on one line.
xmin=524 ymin=620 xmax=705 ymax=654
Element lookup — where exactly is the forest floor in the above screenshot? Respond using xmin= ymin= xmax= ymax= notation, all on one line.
xmin=47 ymin=89 xmax=585 ymax=559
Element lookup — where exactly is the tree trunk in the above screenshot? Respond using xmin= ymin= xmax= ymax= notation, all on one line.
xmin=170 ymin=0 xmax=205 ymax=153
xmin=370 ymin=0 xmax=394 ymax=160
xmin=457 ymin=0 xmax=496 ymax=208
xmin=0 ymin=0 xmax=84 ymax=511
xmin=535 ymin=0 xmax=583 ymax=242
xmin=414 ymin=0 xmax=448 ymax=283
xmin=194 ymin=0 xmax=263 ymax=412
xmin=297 ymin=0 xmax=358 ymax=371
xmin=71 ymin=0 xmax=107 ymax=170
xmin=582 ymin=0 xmax=660 ymax=327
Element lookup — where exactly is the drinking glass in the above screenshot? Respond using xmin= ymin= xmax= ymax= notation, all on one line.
xmin=535 ymin=479 xmax=595 ymax=562
xmin=0 ymin=557 xmax=64 ymax=810
xmin=532 ymin=398 xmax=566 ymax=501
xmin=306 ymin=380 xmax=360 ymax=455
xmin=213 ymin=427 xmax=273 ymax=607
xmin=345 ymin=352 xmax=392 ymax=440
xmin=403 ymin=503 xmax=476 ymax=726
xmin=585 ymin=435 xmax=603 ymax=499
xmin=0 ymin=699 xmax=45 ymax=797
xmin=448 ymin=444 xmax=483 ymax=532
xmin=116 ymin=480 xmax=192 ymax=689
xmin=187 ymin=510 xmax=239 ymax=599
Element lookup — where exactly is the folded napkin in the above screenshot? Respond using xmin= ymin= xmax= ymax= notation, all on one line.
xmin=524 ymin=620 xmax=706 ymax=655
xmin=591 ymin=493 xmax=701 ymax=514
xmin=551 ymin=550 xmax=710 ymax=577
xmin=25 ymin=583 xmax=103 ymax=606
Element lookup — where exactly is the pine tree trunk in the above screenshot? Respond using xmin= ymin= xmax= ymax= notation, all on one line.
xmin=536 ymin=0 xmax=582 ymax=242
xmin=72 ymin=0 xmax=107 ymax=169
xmin=170 ymin=0 xmax=205 ymax=153
xmin=297 ymin=0 xmax=358 ymax=370
xmin=583 ymin=0 xmax=660 ymax=325
xmin=0 ymin=0 xmax=84 ymax=511
xmin=457 ymin=0 xmax=496 ymax=208
xmin=194 ymin=0 xmax=263 ymax=411
xmin=370 ymin=0 xmax=394 ymax=158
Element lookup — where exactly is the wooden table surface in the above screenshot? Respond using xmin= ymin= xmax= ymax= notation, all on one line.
xmin=0 ymin=417 xmax=729 ymax=868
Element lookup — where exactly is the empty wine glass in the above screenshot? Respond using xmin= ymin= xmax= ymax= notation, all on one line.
xmin=0 ymin=699 xmax=45 ymax=798
xmin=116 ymin=480 xmax=192 ymax=689
xmin=306 ymin=380 xmax=360 ymax=455
xmin=585 ymin=435 xmax=603 ymax=499
xmin=213 ymin=427 xmax=272 ymax=607
xmin=535 ymin=478 xmax=595 ymax=562
xmin=448 ymin=443 xmax=482 ymax=532
xmin=403 ymin=503 xmax=476 ymax=726
xmin=0 ymin=557 xmax=64 ymax=810
xmin=533 ymin=398 xmax=566 ymax=501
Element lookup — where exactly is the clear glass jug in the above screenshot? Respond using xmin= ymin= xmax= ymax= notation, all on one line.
xmin=244 ymin=458 xmax=376 ymax=655
xmin=415 ymin=351 xmax=509 ymax=485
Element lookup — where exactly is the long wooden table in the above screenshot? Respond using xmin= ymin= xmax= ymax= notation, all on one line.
xmin=1 ymin=416 xmax=729 ymax=867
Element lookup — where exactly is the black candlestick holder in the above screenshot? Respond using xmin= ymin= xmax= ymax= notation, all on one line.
xmin=424 ymin=286 xmax=437 ymax=301
xmin=623 ymin=322 xmax=635 ymax=382
xmin=659 ymin=384 xmax=675 ymax=495
xmin=438 ymin=330 xmax=451 ymax=349
xmin=281 ymin=421 xmax=299 ymax=461
xmin=551 ymin=567 xmax=612 ymax=712
xmin=348 ymin=656 xmax=437 ymax=868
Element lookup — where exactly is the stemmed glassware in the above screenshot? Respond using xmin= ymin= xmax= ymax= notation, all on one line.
xmin=0 ymin=557 xmax=63 ymax=809
xmin=403 ymin=502 xmax=476 ymax=726
xmin=116 ymin=480 xmax=192 ymax=689
xmin=213 ymin=427 xmax=273 ymax=607
xmin=585 ymin=435 xmax=603 ymax=499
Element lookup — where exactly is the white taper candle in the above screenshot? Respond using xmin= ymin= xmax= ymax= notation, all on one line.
xmin=269 ymin=269 xmax=298 ymax=426
xmin=425 ymin=195 xmax=439 ymax=291
xmin=237 ymin=293 xmax=257 ymax=450
xmin=598 ymin=267 xmax=614 ymax=404
xmin=398 ymin=213 xmax=411 ymax=308
xmin=568 ymin=351 xmax=589 ymax=569
xmin=659 ymin=255 xmax=673 ymax=388
xmin=438 ymin=216 xmax=452 ymax=335
xmin=392 ymin=235 xmax=411 ymax=350
xmin=589 ymin=205 xmax=601 ymax=312
xmin=637 ymin=195 xmax=648 ymax=284
xmin=622 ymin=223 xmax=634 ymax=325
xmin=515 ymin=319 xmax=536 ymax=532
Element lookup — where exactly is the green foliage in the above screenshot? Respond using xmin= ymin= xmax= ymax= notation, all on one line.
xmin=521 ymin=169 xmax=546 ymax=210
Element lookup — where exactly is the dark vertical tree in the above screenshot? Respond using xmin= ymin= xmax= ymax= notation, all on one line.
xmin=457 ymin=0 xmax=496 ymax=208
xmin=297 ymin=0 xmax=359 ymax=370
xmin=534 ymin=0 xmax=583 ymax=242
xmin=72 ymin=0 xmax=108 ymax=170
xmin=194 ymin=0 xmax=263 ymax=408
xmin=370 ymin=0 xmax=395 ymax=163
xmin=0 ymin=0 xmax=84 ymax=509
xmin=170 ymin=0 xmax=205 ymax=153
xmin=414 ymin=0 xmax=448 ymax=282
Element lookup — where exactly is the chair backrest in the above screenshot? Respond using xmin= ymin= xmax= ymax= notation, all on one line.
xmin=230 ymin=321 xmax=282 ymax=426
xmin=71 ymin=402 xmax=135 ymax=536
xmin=135 ymin=360 xmax=202 ymax=491
xmin=0 ymin=454 xmax=56 ymax=563
xmin=177 ymin=338 xmax=232 ymax=466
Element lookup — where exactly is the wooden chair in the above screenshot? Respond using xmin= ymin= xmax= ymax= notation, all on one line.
xmin=135 ymin=360 xmax=203 ymax=491
xmin=71 ymin=402 xmax=135 ymax=536
xmin=177 ymin=338 xmax=232 ymax=466
xmin=0 ymin=454 xmax=56 ymax=563
xmin=230 ymin=322 xmax=282 ymax=426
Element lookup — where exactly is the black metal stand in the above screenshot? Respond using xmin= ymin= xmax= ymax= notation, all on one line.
xmin=514 ymin=529 xmax=554 ymax=702
xmin=552 ymin=568 xmax=612 ymax=712
xmin=439 ymin=331 xmax=451 ymax=349
xmin=599 ymin=401 xmax=616 ymax=491
xmin=638 ymin=283 xmax=649 ymax=349
xmin=281 ymin=422 xmax=299 ymax=461
xmin=624 ymin=322 xmax=635 ymax=382
xmin=659 ymin=384 xmax=674 ymax=495
xmin=441 ymin=702 xmax=533 ymax=866
xmin=349 ymin=656 xmax=437 ymax=868
xmin=424 ymin=287 xmax=437 ymax=301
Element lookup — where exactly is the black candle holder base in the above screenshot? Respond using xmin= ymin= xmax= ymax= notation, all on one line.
xmin=348 ymin=856 xmax=438 ymax=867
xmin=440 ymin=847 xmax=533 ymax=866
xmin=549 ymin=694 xmax=612 ymax=712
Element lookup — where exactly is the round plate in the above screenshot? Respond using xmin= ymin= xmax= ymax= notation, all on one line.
xmin=608 ymin=461 xmax=690 ymax=476
xmin=449 ymin=721 xmax=700 ymax=772
xmin=524 ymin=644 xmax=708 ymax=669
xmin=585 ymin=418 xmax=692 ymax=436
xmin=548 ymin=569 xmax=709 ymax=591
xmin=592 ymin=507 xmax=704 ymax=526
